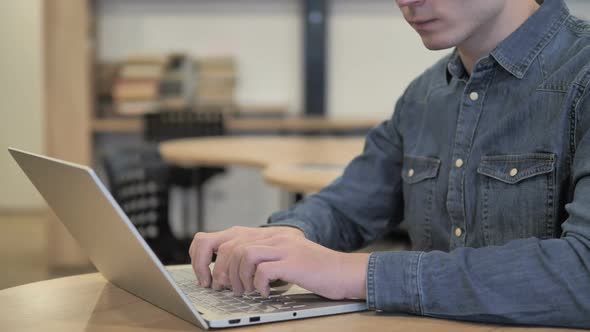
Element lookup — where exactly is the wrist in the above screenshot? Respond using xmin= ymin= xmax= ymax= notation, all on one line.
xmin=275 ymin=226 xmax=305 ymax=238
xmin=339 ymin=252 xmax=370 ymax=300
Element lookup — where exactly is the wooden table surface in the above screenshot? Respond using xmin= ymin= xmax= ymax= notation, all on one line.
xmin=263 ymin=163 xmax=347 ymax=194
xmin=0 ymin=272 xmax=577 ymax=332
xmin=159 ymin=137 xmax=365 ymax=169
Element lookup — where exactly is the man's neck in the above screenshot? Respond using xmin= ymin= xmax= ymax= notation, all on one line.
xmin=458 ymin=1 xmax=541 ymax=74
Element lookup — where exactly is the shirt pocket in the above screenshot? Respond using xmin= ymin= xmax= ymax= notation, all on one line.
xmin=401 ymin=155 xmax=441 ymax=251
xmin=477 ymin=153 xmax=556 ymax=246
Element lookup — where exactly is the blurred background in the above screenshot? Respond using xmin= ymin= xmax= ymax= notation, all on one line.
xmin=1 ymin=0 xmax=588 ymax=291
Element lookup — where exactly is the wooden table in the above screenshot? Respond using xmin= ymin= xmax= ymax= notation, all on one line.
xmin=159 ymin=137 xmax=365 ymax=169
xmin=0 ymin=272 xmax=577 ymax=332
xmin=263 ymin=163 xmax=347 ymax=194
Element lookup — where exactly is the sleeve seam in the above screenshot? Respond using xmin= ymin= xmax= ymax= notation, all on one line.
xmin=366 ymin=253 xmax=377 ymax=310
xmin=416 ymin=251 xmax=426 ymax=315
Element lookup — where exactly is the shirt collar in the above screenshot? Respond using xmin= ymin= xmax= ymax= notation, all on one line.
xmin=491 ymin=0 xmax=570 ymax=79
xmin=446 ymin=0 xmax=570 ymax=83
xmin=446 ymin=50 xmax=467 ymax=83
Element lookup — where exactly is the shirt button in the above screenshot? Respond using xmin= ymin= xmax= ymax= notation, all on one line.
xmin=455 ymin=159 xmax=464 ymax=168
xmin=455 ymin=227 xmax=463 ymax=237
xmin=408 ymin=169 xmax=415 ymax=177
xmin=469 ymin=92 xmax=479 ymax=101
xmin=510 ymin=168 xmax=518 ymax=177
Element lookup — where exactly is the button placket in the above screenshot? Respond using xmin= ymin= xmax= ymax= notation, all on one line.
xmin=446 ymin=65 xmax=495 ymax=249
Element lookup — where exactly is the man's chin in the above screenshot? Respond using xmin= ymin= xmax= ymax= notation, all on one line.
xmin=420 ymin=36 xmax=455 ymax=51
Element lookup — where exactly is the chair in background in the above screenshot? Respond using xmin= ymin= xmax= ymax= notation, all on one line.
xmin=143 ymin=109 xmax=227 ymax=236
xmin=101 ymin=145 xmax=190 ymax=264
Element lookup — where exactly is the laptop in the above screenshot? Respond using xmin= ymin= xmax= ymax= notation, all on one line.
xmin=8 ymin=148 xmax=367 ymax=329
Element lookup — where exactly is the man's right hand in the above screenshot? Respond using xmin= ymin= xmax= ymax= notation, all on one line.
xmin=188 ymin=226 xmax=305 ymax=290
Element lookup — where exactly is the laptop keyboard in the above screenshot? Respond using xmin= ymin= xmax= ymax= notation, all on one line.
xmin=170 ymin=269 xmax=307 ymax=315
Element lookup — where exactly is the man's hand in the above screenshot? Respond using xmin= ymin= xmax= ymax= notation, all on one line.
xmin=188 ymin=226 xmax=369 ymax=300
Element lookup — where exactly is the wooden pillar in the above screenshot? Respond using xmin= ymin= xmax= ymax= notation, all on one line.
xmin=43 ymin=0 xmax=93 ymax=268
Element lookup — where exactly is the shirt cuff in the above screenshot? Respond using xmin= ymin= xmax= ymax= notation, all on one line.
xmin=366 ymin=251 xmax=424 ymax=314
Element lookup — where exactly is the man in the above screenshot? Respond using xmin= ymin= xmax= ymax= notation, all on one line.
xmin=189 ymin=0 xmax=590 ymax=327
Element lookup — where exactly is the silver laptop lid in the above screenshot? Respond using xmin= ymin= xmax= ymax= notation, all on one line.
xmin=8 ymin=148 xmax=207 ymax=329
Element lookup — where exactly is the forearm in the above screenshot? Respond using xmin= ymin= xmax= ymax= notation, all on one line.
xmin=266 ymin=118 xmax=406 ymax=251
xmin=266 ymin=193 xmax=382 ymax=252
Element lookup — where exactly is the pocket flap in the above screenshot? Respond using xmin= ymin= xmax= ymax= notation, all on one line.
xmin=477 ymin=153 xmax=555 ymax=184
xmin=402 ymin=155 xmax=441 ymax=184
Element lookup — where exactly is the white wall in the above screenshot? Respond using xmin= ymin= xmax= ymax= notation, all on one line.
xmin=0 ymin=0 xmax=44 ymax=210
xmin=329 ymin=0 xmax=445 ymax=118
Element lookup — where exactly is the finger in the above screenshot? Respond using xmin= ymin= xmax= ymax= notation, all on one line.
xmin=211 ymin=239 xmax=240 ymax=290
xmin=191 ymin=231 xmax=233 ymax=288
xmin=239 ymin=245 xmax=282 ymax=294
xmin=222 ymin=232 xmax=278 ymax=293
xmin=189 ymin=233 xmax=204 ymax=285
xmin=228 ymin=244 xmax=247 ymax=296
xmin=228 ymin=242 xmax=281 ymax=296
xmin=254 ymin=261 xmax=289 ymax=297
xmin=188 ymin=238 xmax=198 ymax=285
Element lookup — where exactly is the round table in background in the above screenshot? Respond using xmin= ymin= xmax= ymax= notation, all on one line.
xmin=263 ymin=163 xmax=346 ymax=194
xmin=159 ymin=137 xmax=363 ymax=199
xmin=159 ymin=136 xmax=364 ymax=169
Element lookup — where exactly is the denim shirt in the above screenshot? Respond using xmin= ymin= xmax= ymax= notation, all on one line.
xmin=266 ymin=0 xmax=590 ymax=328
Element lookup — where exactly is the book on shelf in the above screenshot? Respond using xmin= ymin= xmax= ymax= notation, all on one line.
xmin=111 ymin=54 xmax=169 ymax=116
xmin=125 ymin=54 xmax=170 ymax=65
xmin=159 ymin=54 xmax=195 ymax=111
xmin=119 ymin=65 xmax=165 ymax=80
xmin=159 ymin=97 xmax=188 ymax=110
xmin=103 ymin=54 xmax=239 ymax=116
xmin=194 ymin=56 xmax=237 ymax=107
xmin=96 ymin=62 xmax=120 ymax=99
xmin=113 ymin=80 xmax=160 ymax=101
